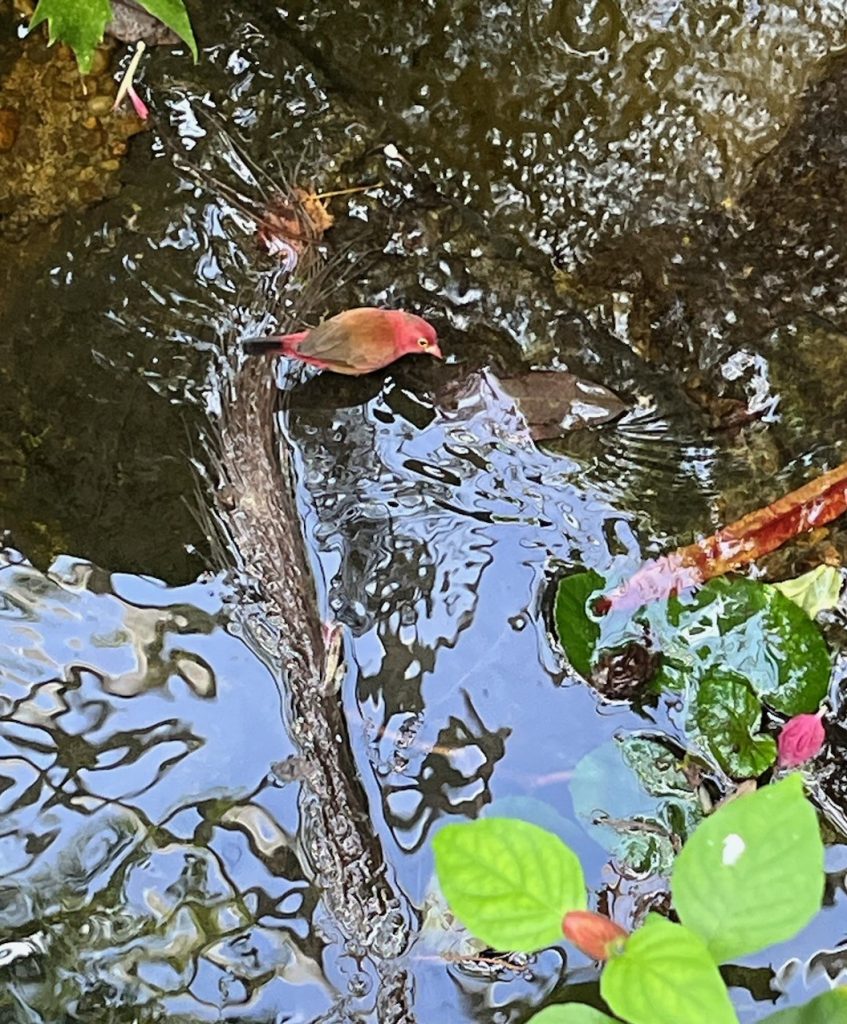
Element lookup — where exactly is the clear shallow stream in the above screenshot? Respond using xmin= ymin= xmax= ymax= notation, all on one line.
xmin=3 ymin=2 xmax=847 ymax=1021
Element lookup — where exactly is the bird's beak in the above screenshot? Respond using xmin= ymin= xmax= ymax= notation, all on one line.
xmin=431 ymin=343 xmax=444 ymax=360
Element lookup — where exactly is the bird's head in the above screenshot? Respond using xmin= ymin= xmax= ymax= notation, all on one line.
xmin=397 ymin=312 xmax=443 ymax=361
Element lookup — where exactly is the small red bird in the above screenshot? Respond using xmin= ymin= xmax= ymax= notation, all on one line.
xmin=242 ymin=307 xmax=442 ymax=375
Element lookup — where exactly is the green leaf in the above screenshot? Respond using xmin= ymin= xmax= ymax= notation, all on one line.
xmin=433 ymin=818 xmax=587 ymax=952
xmin=29 ymin=0 xmax=112 ymax=73
xmin=652 ymin=577 xmax=830 ymax=714
xmin=554 ymin=571 xmax=604 ymax=678
xmin=773 ymin=566 xmax=843 ymax=619
xmin=528 ymin=1007 xmax=620 ymax=1024
xmin=137 ymin=0 xmax=198 ymax=60
xmin=570 ymin=736 xmax=703 ymax=875
xmin=695 ymin=669 xmax=777 ymax=777
xmin=601 ymin=915 xmax=737 ymax=1024
xmin=759 ymin=989 xmax=847 ymax=1023
xmin=672 ymin=774 xmax=824 ymax=963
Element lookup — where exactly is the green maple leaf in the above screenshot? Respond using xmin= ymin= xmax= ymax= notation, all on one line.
xmin=140 ymin=0 xmax=198 ymax=61
xmin=29 ymin=0 xmax=113 ymax=73
xmin=30 ymin=0 xmax=198 ymax=74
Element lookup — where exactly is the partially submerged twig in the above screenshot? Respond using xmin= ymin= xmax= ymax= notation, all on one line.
xmin=601 ymin=459 xmax=847 ymax=613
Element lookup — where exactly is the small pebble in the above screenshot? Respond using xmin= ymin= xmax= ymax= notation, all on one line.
xmin=88 ymin=47 xmax=112 ymax=77
xmin=86 ymin=95 xmax=113 ymax=116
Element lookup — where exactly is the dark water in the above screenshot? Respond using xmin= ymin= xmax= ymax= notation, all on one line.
xmin=3 ymin=2 xmax=847 ymax=1021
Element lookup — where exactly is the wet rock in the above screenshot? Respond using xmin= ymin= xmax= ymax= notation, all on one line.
xmin=107 ymin=0 xmax=180 ymax=47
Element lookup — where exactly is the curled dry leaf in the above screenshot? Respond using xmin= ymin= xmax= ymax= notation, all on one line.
xmin=257 ymin=188 xmax=335 ymax=265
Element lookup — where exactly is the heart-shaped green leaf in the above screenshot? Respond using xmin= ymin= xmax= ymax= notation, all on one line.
xmin=528 ymin=1007 xmax=620 ymax=1024
xmin=759 ymin=989 xmax=847 ymax=1023
xmin=554 ymin=570 xmax=604 ymax=679
xmin=601 ymin=915 xmax=737 ymax=1024
xmin=672 ymin=774 xmax=824 ymax=963
xmin=694 ymin=669 xmax=777 ymax=777
xmin=433 ymin=818 xmax=586 ymax=952
xmin=653 ymin=578 xmax=830 ymax=714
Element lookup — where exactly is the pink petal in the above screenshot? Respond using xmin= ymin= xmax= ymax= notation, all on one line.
xmin=777 ymin=713 xmax=825 ymax=768
xmin=127 ymin=85 xmax=149 ymax=121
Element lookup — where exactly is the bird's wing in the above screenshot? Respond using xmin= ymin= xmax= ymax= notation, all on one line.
xmin=296 ymin=319 xmax=359 ymax=366
xmin=296 ymin=310 xmax=387 ymax=369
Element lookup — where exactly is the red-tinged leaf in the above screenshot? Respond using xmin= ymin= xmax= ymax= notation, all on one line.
xmin=778 ymin=713 xmax=826 ymax=768
xmin=562 ymin=910 xmax=629 ymax=961
xmin=602 ymin=460 xmax=847 ymax=613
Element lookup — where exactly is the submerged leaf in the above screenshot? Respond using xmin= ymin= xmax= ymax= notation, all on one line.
xmin=773 ymin=566 xmax=843 ymax=619
xmin=695 ymin=669 xmax=776 ymax=778
xmin=498 ymin=372 xmax=627 ymax=440
xmin=554 ymin=571 xmax=604 ymax=679
xmin=570 ymin=736 xmax=702 ymax=875
xmin=653 ymin=577 xmax=830 ymax=715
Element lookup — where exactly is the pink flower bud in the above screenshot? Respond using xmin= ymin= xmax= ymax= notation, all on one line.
xmin=562 ymin=910 xmax=629 ymax=961
xmin=777 ymin=712 xmax=825 ymax=768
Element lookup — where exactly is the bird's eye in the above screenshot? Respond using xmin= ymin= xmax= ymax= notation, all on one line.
xmin=417 ymin=337 xmax=429 ymax=347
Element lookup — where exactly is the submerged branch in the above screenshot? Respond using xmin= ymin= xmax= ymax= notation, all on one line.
xmin=602 ymin=459 xmax=847 ymax=612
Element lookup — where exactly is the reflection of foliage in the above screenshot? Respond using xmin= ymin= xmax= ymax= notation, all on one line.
xmin=0 ymin=554 xmax=340 ymax=1021
xmin=381 ymin=693 xmax=510 ymax=853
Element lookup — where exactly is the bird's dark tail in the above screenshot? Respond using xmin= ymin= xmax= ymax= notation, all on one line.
xmin=242 ymin=337 xmax=284 ymax=355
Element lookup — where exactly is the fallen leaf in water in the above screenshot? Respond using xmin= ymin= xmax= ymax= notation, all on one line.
xmin=601 ymin=459 xmax=847 ymax=613
xmin=257 ymin=188 xmax=335 ymax=265
xmin=436 ymin=369 xmax=627 ymax=443
xmin=498 ymin=371 xmax=628 ymax=439
xmin=774 ymin=565 xmax=843 ymax=618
